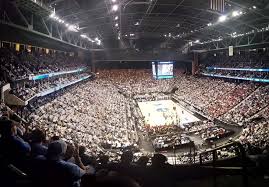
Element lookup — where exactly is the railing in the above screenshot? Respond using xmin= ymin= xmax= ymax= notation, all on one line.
xmin=199 ymin=142 xmax=248 ymax=187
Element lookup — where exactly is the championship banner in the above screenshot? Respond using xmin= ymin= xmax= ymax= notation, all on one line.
xmin=15 ymin=43 xmax=20 ymax=51
xmin=229 ymin=46 xmax=233 ymax=56
xmin=210 ymin=0 xmax=225 ymax=12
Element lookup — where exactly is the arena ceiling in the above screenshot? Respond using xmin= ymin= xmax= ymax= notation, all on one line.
xmin=3 ymin=0 xmax=269 ymax=50
xmin=44 ymin=0 xmax=269 ymax=49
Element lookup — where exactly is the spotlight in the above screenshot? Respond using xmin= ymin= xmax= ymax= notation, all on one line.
xmin=218 ymin=15 xmax=227 ymax=22
xmin=80 ymin=34 xmax=87 ymax=38
xmin=112 ymin=4 xmax=119 ymax=11
xmin=49 ymin=13 xmax=55 ymax=18
xmin=232 ymin=11 xmax=239 ymax=17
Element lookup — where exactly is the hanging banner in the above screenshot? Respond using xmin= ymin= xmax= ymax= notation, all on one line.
xmin=15 ymin=43 xmax=20 ymax=51
xmin=229 ymin=46 xmax=233 ymax=56
xmin=27 ymin=45 xmax=32 ymax=52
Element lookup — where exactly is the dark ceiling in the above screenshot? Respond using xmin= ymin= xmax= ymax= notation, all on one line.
xmin=3 ymin=0 xmax=269 ymax=50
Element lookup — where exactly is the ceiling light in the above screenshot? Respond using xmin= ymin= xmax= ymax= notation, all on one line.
xmin=207 ymin=23 xmax=212 ymax=26
xmin=130 ymin=33 xmax=135 ymax=36
xmin=195 ymin=39 xmax=200 ymax=43
xmin=253 ymin=6 xmax=256 ymax=9
xmin=112 ymin=4 xmax=119 ymax=11
xmin=114 ymin=16 xmax=118 ymax=20
xmin=111 ymin=0 xmax=116 ymax=2
xmin=67 ymin=25 xmax=78 ymax=32
xmin=49 ymin=13 xmax=55 ymax=18
xmin=232 ymin=11 xmax=239 ymax=17
xmin=80 ymin=34 xmax=87 ymax=38
xmin=218 ymin=15 xmax=227 ymax=22
xmin=115 ymin=23 xmax=119 ymax=27
xmin=135 ymin=22 xmax=140 ymax=26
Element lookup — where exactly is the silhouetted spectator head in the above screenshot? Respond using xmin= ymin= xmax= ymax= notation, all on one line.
xmin=79 ymin=146 xmax=97 ymax=167
xmin=136 ymin=156 xmax=149 ymax=167
xmin=64 ymin=143 xmax=75 ymax=161
xmin=120 ymin=151 xmax=133 ymax=165
xmin=50 ymin=135 xmax=60 ymax=142
xmin=99 ymin=155 xmax=109 ymax=165
xmin=30 ymin=128 xmax=46 ymax=143
xmin=79 ymin=146 xmax=87 ymax=155
xmin=151 ymin=154 xmax=167 ymax=167
xmin=47 ymin=140 xmax=67 ymax=160
xmin=0 ymin=120 xmax=16 ymax=138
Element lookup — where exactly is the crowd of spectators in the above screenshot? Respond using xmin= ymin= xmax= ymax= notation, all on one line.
xmin=0 ymin=115 xmax=176 ymax=187
xmin=0 ymin=48 xmax=86 ymax=81
xmin=28 ymin=79 xmax=138 ymax=158
xmin=1 ymin=57 xmax=269 ymax=185
xmin=0 ymin=48 xmax=89 ymax=101
xmin=10 ymin=73 xmax=90 ymax=100
xmin=201 ymin=51 xmax=269 ymax=79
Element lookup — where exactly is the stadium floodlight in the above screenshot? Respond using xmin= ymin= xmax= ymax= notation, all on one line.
xmin=207 ymin=23 xmax=212 ymax=26
xmin=88 ymin=38 xmax=94 ymax=42
xmin=65 ymin=23 xmax=69 ymax=27
xmin=218 ymin=15 xmax=227 ymax=22
xmin=115 ymin=23 xmax=119 ymax=27
xmin=49 ymin=12 xmax=55 ymax=18
xmin=114 ymin=16 xmax=118 ymax=20
xmin=232 ymin=11 xmax=239 ymax=17
xmin=67 ymin=25 xmax=78 ymax=32
xmin=112 ymin=4 xmax=119 ymax=11
xmin=130 ymin=33 xmax=135 ymax=36
xmin=80 ymin=34 xmax=87 ymax=38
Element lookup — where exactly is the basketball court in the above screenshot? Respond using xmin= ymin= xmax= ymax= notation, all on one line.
xmin=138 ymin=100 xmax=200 ymax=127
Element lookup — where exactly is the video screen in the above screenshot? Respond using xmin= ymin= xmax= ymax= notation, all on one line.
xmin=152 ymin=61 xmax=174 ymax=79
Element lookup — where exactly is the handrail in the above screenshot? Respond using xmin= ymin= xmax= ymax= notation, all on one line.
xmin=199 ymin=142 xmax=248 ymax=187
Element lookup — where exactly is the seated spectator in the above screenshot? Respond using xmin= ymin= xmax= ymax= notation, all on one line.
xmin=30 ymin=128 xmax=47 ymax=158
xmin=120 ymin=151 xmax=134 ymax=166
xmin=0 ymin=120 xmax=31 ymax=165
xmin=35 ymin=140 xmax=85 ymax=187
xmin=79 ymin=146 xmax=97 ymax=167
xmin=135 ymin=156 xmax=149 ymax=167
xmin=151 ymin=154 xmax=170 ymax=168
